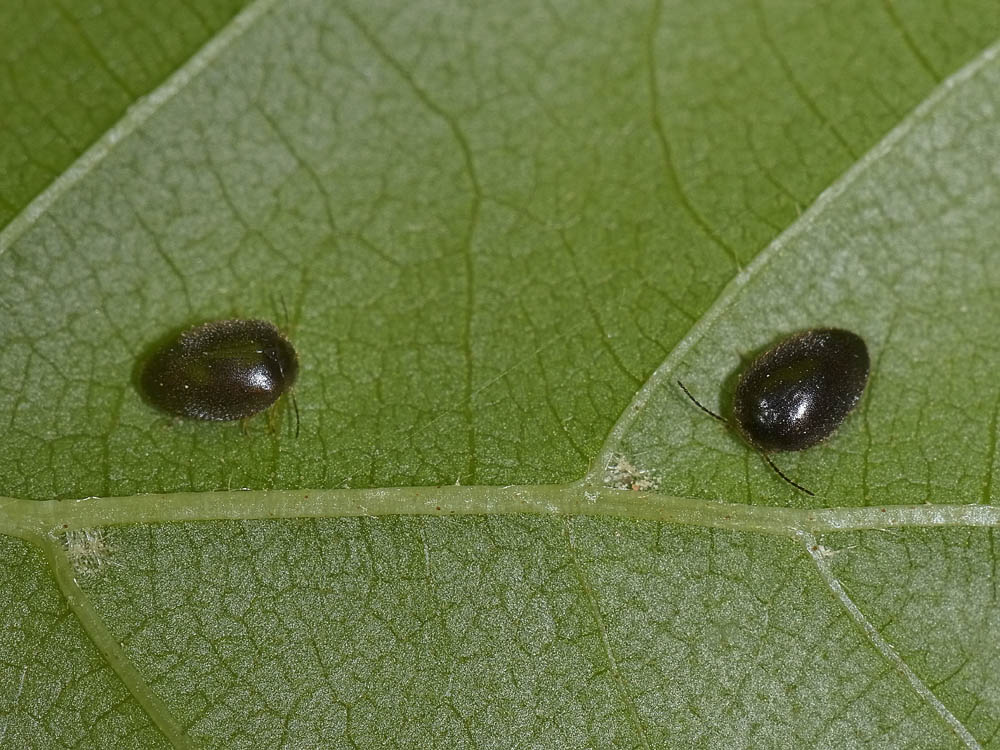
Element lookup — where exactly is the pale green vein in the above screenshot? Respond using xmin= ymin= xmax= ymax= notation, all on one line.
xmin=0 ymin=0 xmax=281 ymax=256
xmin=39 ymin=534 xmax=195 ymax=750
xmin=798 ymin=531 xmax=981 ymax=749
xmin=587 ymin=36 xmax=1000 ymax=483
xmin=3 ymin=485 xmax=1000 ymax=539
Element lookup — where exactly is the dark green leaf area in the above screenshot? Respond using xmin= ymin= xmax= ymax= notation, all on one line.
xmin=0 ymin=0 xmax=249 ymax=229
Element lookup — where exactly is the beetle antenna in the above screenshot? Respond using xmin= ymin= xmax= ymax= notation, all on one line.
xmin=760 ymin=453 xmax=814 ymax=496
xmin=677 ymin=381 xmax=727 ymax=423
xmin=281 ymin=296 xmax=290 ymax=329
xmin=678 ymin=380 xmax=814 ymax=495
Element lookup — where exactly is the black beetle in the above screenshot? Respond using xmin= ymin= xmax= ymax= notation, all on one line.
xmin=140 ymin=319 xmax=299 ymax=433
xmin=679 ymin=328 xmax=869 ymax=495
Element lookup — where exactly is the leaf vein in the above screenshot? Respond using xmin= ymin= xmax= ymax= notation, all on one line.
xmin=0 ymin=0 xmax=282 ymax=256
xmin=339 ymin=5 xmax=483 ymax=482
xmin=751 ymin=0 xmax=859 ymax=159
xmin=644 ymin=0 xmax=739 ymax=267
xmin=880 ymin=0 xmax=943 ymax=82
xmin=40 ymin=533 xmax=196 ymax=750
xmin=798 ymin=530 xmax=982 ymax=749
xmin=562 ymin=517 xmax=652 ymax=750
xmin=588 ymin=38 xmax=1000 ymax=483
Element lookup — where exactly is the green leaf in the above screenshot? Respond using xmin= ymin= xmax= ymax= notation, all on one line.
xmin=0 ymin=0 xmax=249 ymax=230
xmin=1 ymin=0 xmax=1000 ymax=747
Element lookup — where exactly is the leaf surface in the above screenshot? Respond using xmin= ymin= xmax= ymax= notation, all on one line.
xmin=1 ymin=0 xmax=1000 ymax=747
xmin=0 ymin=0 xmax=249 ymax=229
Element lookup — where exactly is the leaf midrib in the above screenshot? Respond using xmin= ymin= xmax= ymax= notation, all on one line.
xmin=3 ymin=485 xmax=999 ymax=541
xmin=7 ymin=483 xmax=991 ymax=749
xmin=8 ymin=484 xmax=992 ymax=750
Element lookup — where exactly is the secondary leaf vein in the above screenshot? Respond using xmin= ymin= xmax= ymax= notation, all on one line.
xmin=798 ymin=530 xmax=982 ymax=750
xmin=0 ymin=0 xmax=282 ymax=257
xmin=39 ymin=533 xmax=196 ymax=750
xmin=588 ymin=38 xmax=1000 ymax=484
xmin=562 ymin=517 xmax=652 ymax=750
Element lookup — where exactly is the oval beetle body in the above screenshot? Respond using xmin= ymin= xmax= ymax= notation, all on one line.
xmin=141 ymin=319 xmax=298 ymax=422
xmin=678 ymin=328 xmax=869 ymax=495
xmin=733 ymin=328 xmax=869 ymax=452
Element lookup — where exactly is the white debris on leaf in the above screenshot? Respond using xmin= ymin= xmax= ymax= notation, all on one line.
xmin=603 ymin=454 xmax=660 ymax=491
xmin=811 ymin=543 xmax=844 ymax=561
xmin=63 ymin=529 xmax=117 ymax=575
